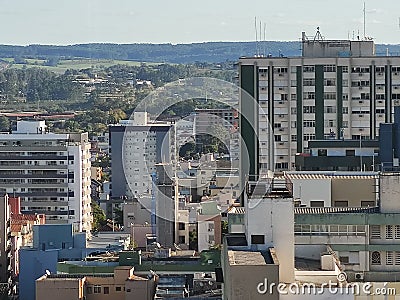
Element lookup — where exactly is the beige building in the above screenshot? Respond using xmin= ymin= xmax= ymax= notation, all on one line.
xmin=286 ymin=172 xmax=377 ymax=207
xmin=36 ymin=266 xmax=155 ymax=300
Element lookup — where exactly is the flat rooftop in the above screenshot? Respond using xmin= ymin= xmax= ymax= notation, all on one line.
xmin=228 ymin=251 xmax=266 ymax=266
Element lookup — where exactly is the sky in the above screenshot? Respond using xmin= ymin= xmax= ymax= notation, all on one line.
xmin=0 ymin=0 xmax=399 ymax=45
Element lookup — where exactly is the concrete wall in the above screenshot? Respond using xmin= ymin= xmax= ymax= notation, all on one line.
xmin=380 ymin=174 xmax=400 ymax=213
xmin=291 ymin=178 xmax=331 ymax=206
xmin=36 ymin=276 xmax=85 ymax=300
xmin=246 ymin=197 xmax=294 ymax=283
xmin=332 ymin=178 xmax=376 ymax=207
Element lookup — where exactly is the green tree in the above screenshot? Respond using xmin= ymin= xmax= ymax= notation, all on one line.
xmin=91 ymin=201 xmax=106 ymax=231
xmin=0 ymin=116 xmax=10 ymax=132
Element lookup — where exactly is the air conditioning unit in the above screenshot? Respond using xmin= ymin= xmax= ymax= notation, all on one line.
xmin=279 ymin=128 xmax=284 ymax=131
xmin=378 ymin=114 xmax=383 ymax=118
xmin=278 ymin=114 xmax=284 ymax=118
xmin=359 ymin=100 xmax=363 ymax=104
xmin=359 ymin=86 xmax=363 ymax=89
xmin=395 ymin=72 xmax=399 ymax=76
xmin=378 ymin=72 xmax=383 ymax=75
xmin=359 ymin=73 xmax=363 ymax=76
xmin=354 ymin=273 xmax=364 ymax=281
xmin=359 ymin=128 xmax=364 ymax=131
xmin=278 ymin=101 xmax=284 ymax=104
xmin=279 ymin=142 xmax=285 ymax=146
xmin=378 ymin=100 xmax=383 ymax=103
xmin=279 ymin=73 xmax=284 ymax=77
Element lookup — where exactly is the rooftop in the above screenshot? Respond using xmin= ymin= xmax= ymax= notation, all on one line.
xmin=228 ymin=250 xmax=266 ymax=266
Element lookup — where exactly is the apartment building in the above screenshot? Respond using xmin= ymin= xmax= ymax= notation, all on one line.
xmin=239 ymin=30 xmax=400 ymax=174
xmin=0 ymin=195 xmax=11 ymax=289
xmin=109 ymin=112 xmax=176 ymax=199
xmin=0 ymin=121 xmax=92 ymax=232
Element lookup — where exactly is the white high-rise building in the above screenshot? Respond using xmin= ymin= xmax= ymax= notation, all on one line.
xmin=0 ymin=121 xmax=92 ymax=232
xmin=109 ymin=112 xmax=176 ymax=199
xmin=239 ymin=30 xmax=400 ymax=174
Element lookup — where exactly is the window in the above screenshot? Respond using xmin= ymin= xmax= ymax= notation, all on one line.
xmin=303 ymin=65 xmax=315 ymax=72
xmin=303 ymin=78 xmax=315 ymax=86
xmin=371 ymin=251 xmax=381 ymax=265
xmin=386 ymin=251 xmax=394 ymax=265
xmin=324 ymin=65 xmax=336 ymax=72
xmin=370 ymin=225 xmax=381 ymax=239
xmin=116 ymin=286 xmax=122 ymax=292
xmin=94 ymin=286 xmax=101 ymax=294
xmin=179 ymin=235 xmax=186 ymax=244
xmin=395 ymin=225 xmax=400 ymax=239
xmin=87 ymin=287 xmax=93 ymax=294
xmin=251 ymin=235 xmax=265 ymax=244
xmin=361 ymin=201 xmax=375 ymax=207
xmin=340 ymin=256 xmax=349 ymax=264
xmin=178 ymin=222 xmax=185 ymax=230
xmin=303 ymin=92 xmax=315 ymax=99
xmin=342 ymin=107 xmax=348 ymax=114
xmin=303 ymin=120 xmax=315 ymax=128
xmin=334 ymin=201 xmax=348 ymax=207
xmin=291 ymin=135 xmax=297 ymax=142
xmin=346 ymin=150 xmax=355 ymax=156
xmin=324 ymin=79 xmax=336 ymax=86
xmin=104 ymin=287 xmax=109 ymax=294
xmin=324 ymin=106 xmax=336 ymax=113
xmin=396 ymin=252 xmax=400 ymax=265
xmin=342 ymin=66 xmax=349 ymax=73
xmin=310 ymin=201 xmax=324 ymax=207
xmin=386 ymin=225 xmax=393 ymax=239
xmin=303 ymin=106 xmax=315 ymax=114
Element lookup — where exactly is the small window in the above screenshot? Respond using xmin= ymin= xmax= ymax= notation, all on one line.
xmin=361 ymin=201 xmax=375 ymax=207
xmin=310 ymin=201 xmax=324 ymax=207
xmin=94 ymin=285 xmax=101 ymax=294
xmin=251 ymin=235 xmax=265 ymax=244
xmin=370 ymin=225 xmax=381 ymax=239
xmin=334 ymin=201 xmax=348 ymax=207
xmin=87 ymin=286 xmax=92 ymax=294
xmin=104 ymin=287 xmax=109 ymax=294
xmin=386 ymin=251 xmax=394 ymax=265
xmin=371 ymin=251 xmax=381 ymax=265
xmin=116 ymin=286 xmax=122 ymax=292
xmin=178 ymin=223 xmax=185 ymax=230
xmin=339 ymin=256 xmax=349 ymax=264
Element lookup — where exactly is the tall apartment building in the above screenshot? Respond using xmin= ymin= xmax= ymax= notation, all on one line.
xmin=239 ymin=30 xmax=400 ymax=174
xmin=0 ymin=121 xmax=92 ymax=232
xmin=109 ymin=112 xmax=176 ymax=199
xmin=0 ymin=195 xmax=11 ymax=289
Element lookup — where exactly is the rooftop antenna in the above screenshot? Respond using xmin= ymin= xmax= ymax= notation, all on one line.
xmin=254 ymin=17 xmax=259 ymax=56
xmin=259 ymin=20 xmax=262 ymax=56
xmin=263 ymin=22 xmax=267 ymax=56
xmin=363 ymin=2 xmax=366 ymax=39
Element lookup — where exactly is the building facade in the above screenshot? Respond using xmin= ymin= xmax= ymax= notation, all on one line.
xmin=0 ymin=121 xmax=91 ymax=232
xmin=109 ymin=112 xmax=176 ymax=199
xmin=239 ymin=31 xmax=400 ymax=174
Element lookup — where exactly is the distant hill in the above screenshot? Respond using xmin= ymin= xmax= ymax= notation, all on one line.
xmin=0 ymin=41 xmax=399 ymax=64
